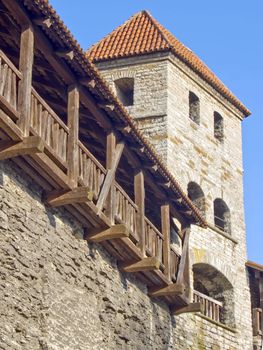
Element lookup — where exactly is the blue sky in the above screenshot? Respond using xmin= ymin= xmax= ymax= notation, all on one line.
xmin=49 ymin=0 xmax=263 ymax=264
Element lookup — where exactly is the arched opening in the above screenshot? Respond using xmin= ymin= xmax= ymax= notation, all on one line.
xmin=189 ymin=91 xmax=200 ymax=124
xmin=114 ymin=78 xmax=134 ymax=106
xmin=187 ymin=182 xmax=206 ymax=218
xmin=214 ymin=198 xmax=231 ymax=234
xmin=193 ymin=263 xmax=235 ymax=327
xmin=214 ymin=112 xmax=224 ymax=142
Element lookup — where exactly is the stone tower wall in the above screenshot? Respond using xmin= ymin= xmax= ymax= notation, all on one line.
xmin=96 ymin=53 xmax=253 ymax=350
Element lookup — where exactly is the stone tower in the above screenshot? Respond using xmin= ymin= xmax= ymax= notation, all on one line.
xmin=88 ymin=11 xmax=253 ymax=349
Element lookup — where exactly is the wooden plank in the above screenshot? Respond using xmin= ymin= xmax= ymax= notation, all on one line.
xmin=43 ymin=187 xmax=93 ymax=207
xmin=105 ymin=131 xmax=116 ymax=223
xmin=172 ymin=302 xmax=203 ymax=316
xmin=33 ymin=17 xmax=52 ymax=28
xmin=0 ymin=109 xmax=23 ymax=141
xmin=55 ymin=50 xmax=74 ymax=61
xmin=148 ymin=283 xmax=185 ymax=297
xmin=120 ymin=257 xmax=160 ymax=273
xmin=177 ymin=223 xmax=191 ymax=300
xmin=17 ymin=25 xmax=34 ymax=136
xmin=85 ymin=224 xmax=129 ymax=243
xmin=161 ymin=203 xmax=171 ymax=280
xmin=96 ymin=140 xmax=125 ymax=213
xmin=0 ymin=136 xmax=44 ymax=160
xmin=134 ymin=169 xmax=145 ymax=255
xmin=67 ymin=85 xmax=79 ymax=186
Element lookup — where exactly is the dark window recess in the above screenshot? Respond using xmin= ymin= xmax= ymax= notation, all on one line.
xmin=189 ymin=91 xmax=200 ymax=124
xmin=114 ymin=78 xmax=134 ymax=106
xmin=214 ymin=198 xmax=231 ymax=234
xmin=214 ymin=112 xmax=224 ymax=142
xmin=187 ymin=182 xmax=206 ymax=219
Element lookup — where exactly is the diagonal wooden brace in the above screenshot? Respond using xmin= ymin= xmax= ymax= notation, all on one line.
xmin=120 ymin=257 xmax=161 ymax=273
xmin=0 ymin=136 xmax=44 ymax=160
xmin=148 ymin=283 xmax=186 ymax=298
xmin=85 ymin=224 xmax=129 ymax=243
xmin=171 ymin=302 xmax=204 ymax=316
xmin=43 ymin=187 xmax=93 ymax=207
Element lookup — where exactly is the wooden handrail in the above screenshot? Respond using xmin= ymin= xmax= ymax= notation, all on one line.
xmin=194 ymin=290 xmax=223 ymax=307
xmin=114 ymin=182 xmax=138 ymax=210
xmin=78 ymin=140 xmax=106 ymax=174
xmin=193 ymin=290 xmax=223 ymax=323
xmin=144 ymin=217 xmax=163 ymax=239
xmin=253 ymin=308 xmax=262 ymax=336
xmin=0 ymin=50 xmax=22 ymax=78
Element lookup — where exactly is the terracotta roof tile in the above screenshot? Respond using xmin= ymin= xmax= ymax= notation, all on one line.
xmin=87 ymin=10 xmax=250 ymax=117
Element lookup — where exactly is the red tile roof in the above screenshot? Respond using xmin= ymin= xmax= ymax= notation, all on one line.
xmin=87 ymin=11 xmax=250 ymax=117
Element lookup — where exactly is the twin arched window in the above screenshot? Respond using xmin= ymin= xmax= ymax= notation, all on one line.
xmin=187 ymin=183 xmax=231 ymax=234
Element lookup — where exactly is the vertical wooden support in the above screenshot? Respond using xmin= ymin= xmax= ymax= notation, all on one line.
xmin=67 ymin=85 xmax=79 ymax=187
xmin=105 ymin=131 xmax=116 ymax=223
xmin=177 ymin=223 xmax=191 ymax=300
xmin=18 ymin=25 xmax=34 ymax=136
xmin=161 ymin=203 xmax=171 ymax=280
xmin=134 ymin=169 xmax=145 ymax=256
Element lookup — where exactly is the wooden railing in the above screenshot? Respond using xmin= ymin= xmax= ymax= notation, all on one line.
xmin=253 ymin=308 xmax=262 ymax=336
xmin=30 ymin=88 xmax=69 ymax=166
xmin=193 ymin=290 xmax=223 ymax=323
xmin=0 ymin=50 xmax=21 ymax=114
xmin=145 ymin=217 xmax=164 ymax=267
xmin=170 ymin=246 xmax=180 ymax=282
xmin=78 ymin=141 xmax=106 ymax=201
xmin=114 ymin=184 xmax=139 ymax=243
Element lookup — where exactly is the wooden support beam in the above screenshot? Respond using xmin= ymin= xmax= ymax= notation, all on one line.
xmin=148 ymin=283 xmax=185 ymax=297
xmin=134 ymin=169 xmax=145 ymax=255
xmin=121 ymin=257 xmax=160 ymax=273
xmin=98 ymin=103 xmax=115 ymax=113
xmin=79 ymin=78 xmax=96 ymax=89
xmin=104 ymin=131 xmax=116 ymax=223
xmin=17 ymin=24 xmax=34 ymax=136
xmin=161 ymin=203 xmax=171 ymax=280
xmin=177 ymin=224 xmax=191 ymax=299
xmin=0 ymin=136 xmax=44 ymax=160
xmin=172 ymin=302 xmax=203 ymax=316
xmin=33 ymin=17 xmax=52 ymax=28
xmin=55 ymin=49 xmax=74 ymax=61
xmin=85 ymin=224 xmax=129 ymax=243
xmin=96 ymin=139 xmax=125 ymax=213
xmin=43 ymin=187 xmax=93 ymax=207
xmin=67 ymin=85 xmax=79 ymax=187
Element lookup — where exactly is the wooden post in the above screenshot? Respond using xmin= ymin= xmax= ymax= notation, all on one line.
xmin=18 ymin=25 xmax=34 ymax=136
xmin=161 ymin=203 xmax=171 ymax=280
xmin=177 ymin=223 xmax=191 ymax=300
xmin=134 ymin=169 xmax=145 ymax=256
xmin=67 ymin=85 xmax=79 ymax=187
xmin=105 ymin=131 xmax=116 ymax=223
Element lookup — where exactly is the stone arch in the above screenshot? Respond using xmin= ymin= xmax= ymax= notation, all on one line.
xmin=187 ymin=181 xmax=206 ymax=218
xmin=114 ymin=77 xmax=134 ymax=106
xmin=214 ymin=198 xmax=231 ymax=234
xmin=193 ymin=262 xmax=235 ymax=327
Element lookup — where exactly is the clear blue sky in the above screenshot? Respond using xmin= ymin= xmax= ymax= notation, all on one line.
xmin=49 ymin=0 xmax=263 ymax=264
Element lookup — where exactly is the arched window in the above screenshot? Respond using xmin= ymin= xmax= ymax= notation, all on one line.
xmin=187 ymin=182 xmax=206 ymax=218
xmin=189 ymin=91 xmax=200 ymax=124
xmin=193 ymin=263 xmax=235 ymax=327
xmin=114 ymin=78 xmax=134 ymax=106
xmin=214 ymin=112 xmax=224 ymax=142
xmin=214 ymin=198 xmax=231 ymax=234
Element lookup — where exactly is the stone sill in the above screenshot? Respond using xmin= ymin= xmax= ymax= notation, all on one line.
xmin=207 ymin=223 xmax=238 ymax=245
xmin=196 ymin=313 xmax=237 ymax=333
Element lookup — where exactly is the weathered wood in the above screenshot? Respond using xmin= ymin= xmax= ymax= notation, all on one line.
xmin=17 ymin=25 xmax=34 ymax=135
xmin=44 ymin=187 xmax=93 ymax=207
xmin=85 ymin=224 xmax=129 ymax=243
xmin=121 ymin=257 xmax=160 ymax=273
xmin=161 ymin=203 xmax=171 ymax=280
xmin=172 ymin=302 xmax=203 ymax=316
xmin=55 ymin=49 xmax=74 ymax=60
xmin=134 ymin=169 xmax=145 ymax=255
xmin=96 ymin=140 xmax=125 ymax=213
xmin=79 ymin=78 xmax=96 ymax=89
xmin=105 ymin=131 xmax=116 ymax=223
xmin=33 ymin=17 xmax=52 ymax=28
xmin=0 ymin=136 xmax=44 ymax=160
xmin=98 ymin=103 xmax=115 ymax=113
xmin=67 ymin=85 xmax=79 ymax=186
xmin=177 ymin=224 xmax=191 ymax=299
xmin=148 ymin=283 xmax=185 ymax=297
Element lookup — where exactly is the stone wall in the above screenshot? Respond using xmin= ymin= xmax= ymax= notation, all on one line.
xmin=97 ymin=52 xmax=253 ymax=349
